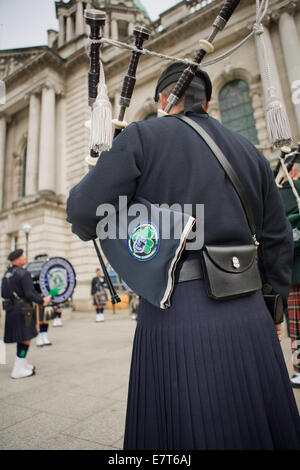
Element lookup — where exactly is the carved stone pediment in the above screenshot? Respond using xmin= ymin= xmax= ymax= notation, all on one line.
xmin=0 ymin=51 xmax=42 ymax=80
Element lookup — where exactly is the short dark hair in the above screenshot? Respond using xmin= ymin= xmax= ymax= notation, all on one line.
xmin=154 ymin=62 xmax=212 ymax=104
xmin=160 ymin=80 xmax=208 ymax=107
xmin=160 ymin=82 xmax=185 ymax=106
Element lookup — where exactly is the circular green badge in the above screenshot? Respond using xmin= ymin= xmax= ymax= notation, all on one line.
xmin=128 ymin=222 xmax=160 ymax=262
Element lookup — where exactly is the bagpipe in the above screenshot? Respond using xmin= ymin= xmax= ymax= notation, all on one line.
xmin=82 ymin=0 xmax=295 ymax=309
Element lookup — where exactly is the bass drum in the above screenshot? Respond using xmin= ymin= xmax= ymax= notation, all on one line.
xmin=26 ymin=255 xmax=76 ymax=305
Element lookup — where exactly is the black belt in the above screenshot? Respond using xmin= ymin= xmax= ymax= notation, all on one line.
xmin=174 ymin=258 xmax=203 ymax=284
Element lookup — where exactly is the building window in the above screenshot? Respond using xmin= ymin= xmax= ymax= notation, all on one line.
xmin=63 ymin=16 xmax=67 ymax=43
xmin=218 ymin=79 xmax=258 ymax=145
xmin=21 ymin=145 xmax=27 ymax=197
xmin=71 ymin=13 xmax=76 ymax=36
xmin=118 ymin=20 xmax=128 ymax=42
xmin=10 ymin=233 xmax=18 ymax=251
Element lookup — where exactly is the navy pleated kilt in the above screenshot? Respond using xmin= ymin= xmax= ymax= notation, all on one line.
xmin=4 ymin=303 xmax=38 ymax=344
xmin=123 ymin=279 xmax=300 ymax=450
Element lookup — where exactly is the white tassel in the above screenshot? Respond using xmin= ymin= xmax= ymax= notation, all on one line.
xmin=266 ymin=96 xmax=292 ymax=148
xmin=253 ymin=0 xmax=292 ymax=149
xmin=90 ymin=61 xmax=113 ymax=154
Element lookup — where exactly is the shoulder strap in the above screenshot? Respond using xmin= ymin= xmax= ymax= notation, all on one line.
xmin=174 ymin=114 xmax=259 ymax=246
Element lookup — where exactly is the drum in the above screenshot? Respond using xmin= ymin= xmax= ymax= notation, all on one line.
xmin=26 ymin=255 xmax=76 ymax=305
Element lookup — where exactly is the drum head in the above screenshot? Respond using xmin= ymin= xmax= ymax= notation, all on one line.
xmin=39 ymin=257 xmax=76 ymax=304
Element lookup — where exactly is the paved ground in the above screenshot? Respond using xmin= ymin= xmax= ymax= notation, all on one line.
xmin=0 ymin=309 xmax=299 ymax=450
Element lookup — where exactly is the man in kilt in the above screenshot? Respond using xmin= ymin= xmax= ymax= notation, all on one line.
xmin=279 ymin=155 xmax=300 ymax=388
xmin=1 ymin=249 xmax=51 ymax=379
xmin=91 ymin=268 xmax=107 ymax=322
xmin=67 ymin=63 xmax=300 ymax=449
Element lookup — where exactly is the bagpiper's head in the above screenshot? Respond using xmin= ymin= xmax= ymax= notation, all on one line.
xmin=154 ymin=62 xmax=212 ymax=115
xmin=8 ymin=249 xmax=26 ymax=267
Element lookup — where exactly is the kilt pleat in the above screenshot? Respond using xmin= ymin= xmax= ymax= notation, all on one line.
xmin=123 ymin=280 xmax=300 ymax=450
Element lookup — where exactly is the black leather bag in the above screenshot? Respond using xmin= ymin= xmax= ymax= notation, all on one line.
xmin=21 ymin=301 xmax=35 ymax=328
xmin=2 ymin=299 xmax=14 ymax=312
xmin=262 ymin=284 xmax=284 ymax=324
xmin=202 ymin=244 xmax=262 ymax=301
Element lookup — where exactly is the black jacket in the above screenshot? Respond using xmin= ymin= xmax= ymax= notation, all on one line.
xmin=67 ymin=110 xmax=293 ymax=305
xmin=91 ymin=276 xmax=105 ymax=295
xmin=1 ymin=266 xmax=44 ymax=305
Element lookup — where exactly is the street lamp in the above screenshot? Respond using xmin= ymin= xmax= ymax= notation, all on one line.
xmin=22 ymin=223 xmax=32 ymax=260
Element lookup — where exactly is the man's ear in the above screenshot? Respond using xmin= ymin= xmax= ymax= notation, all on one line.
xmin=290 ymin=167 xmax=297 ymax=179
xmin=204 ymin=101 xmax=210 ymax=113
xmin=159 ymin=93 xmax=168 ymax=110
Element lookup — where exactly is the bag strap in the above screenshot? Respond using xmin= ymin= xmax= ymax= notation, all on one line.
xmin=174 ymin=114 xmax=259 ymax=246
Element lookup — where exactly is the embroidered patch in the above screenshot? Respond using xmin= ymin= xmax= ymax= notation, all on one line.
xmin=128 ymin=223 xmax=160 ymax=261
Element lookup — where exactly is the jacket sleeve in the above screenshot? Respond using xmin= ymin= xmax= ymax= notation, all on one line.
xmin=1 ymin=276 xmax=11 ymax=299
xmin=21 ymin=271 xmax=44 ymax=305
xmin=66 ymin=123 xmax=144 ymax=241
xmin=258 ymin=161 xmax=293 ymax=309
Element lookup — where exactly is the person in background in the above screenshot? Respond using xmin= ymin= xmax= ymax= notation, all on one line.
xmin=91 ymin=268 xmax=107 ymax=322
xmin=1 ymin=249 xmax=50 ymax=379
xmin=279 ymin=154 xmax=300 ymax=388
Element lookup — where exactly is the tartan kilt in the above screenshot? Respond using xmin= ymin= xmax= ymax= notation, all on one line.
xmin=287 ymin=284 xmax=300 ymax=373
xmin=288 ymin=285 xmax=300 ymax=342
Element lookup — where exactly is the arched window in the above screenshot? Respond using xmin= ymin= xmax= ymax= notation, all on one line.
xmin=218 ymin=79 xmax=258 ymax=145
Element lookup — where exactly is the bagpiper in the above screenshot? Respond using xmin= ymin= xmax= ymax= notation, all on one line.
xmin=1 ymin=249 xmax=51 ymax=379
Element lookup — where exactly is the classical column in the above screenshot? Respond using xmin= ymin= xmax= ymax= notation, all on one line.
xmin=128 ymin=23 xmax=134 ymax=36
xmin=25 ymin=92 xmax=40 ymax=195
xmin=55 ymin=95 xmax=66 ymax=196
xmin=111 ymin=19 xmax=118 ymax=40
xmin=76 ymin=1 xmax=84 ymax=36
xmin=38 ymin=85 xmax=56 ymax=193
xmin=104 ymin=21 xmax=109 ymax=39
xmin=0 ymin=114 xmax=7 ymax=210
xmin=279 ymin=10 xmax=300 ymax=132
xmin=66 ymin=15 xmax=73 ymax=42
xmin=255 ymin=23 xmax=285 ymax=107
xmin=250 ymin=82 xmax=270 ymax=151
xmin=58 ymin=15 xmax=65 ymax=47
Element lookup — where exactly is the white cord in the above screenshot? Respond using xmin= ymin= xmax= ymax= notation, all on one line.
xmin=86 ymin=1 xmax=270 ymax=70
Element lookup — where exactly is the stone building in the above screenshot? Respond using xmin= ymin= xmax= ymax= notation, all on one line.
xmin=0 ymin=0 xmax=300 ymax=310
